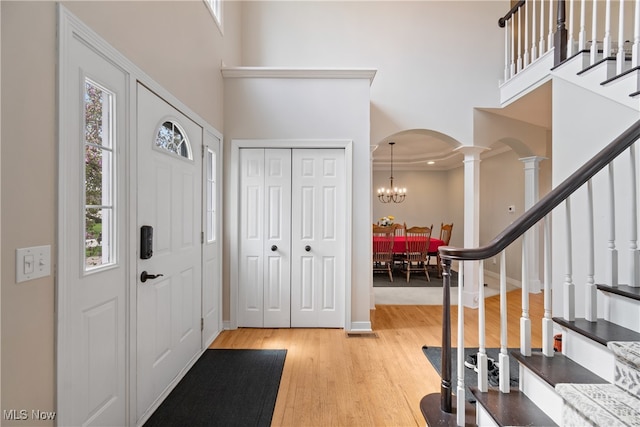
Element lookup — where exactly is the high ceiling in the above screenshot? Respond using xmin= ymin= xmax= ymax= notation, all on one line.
xmin=372 ymin=82 xmax=552 ymax=171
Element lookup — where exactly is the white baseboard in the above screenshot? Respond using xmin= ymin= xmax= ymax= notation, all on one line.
xmin=484 ymin=270 xmax=522 ymax=289
xmin=349 ymin=321 xmax=372 ymax=333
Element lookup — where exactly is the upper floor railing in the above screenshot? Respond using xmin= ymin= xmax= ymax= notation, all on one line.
xmin=500 ymin=0 xmax=640 ymax=84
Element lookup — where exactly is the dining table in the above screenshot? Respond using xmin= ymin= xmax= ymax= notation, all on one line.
xmin=373 ymin=235 xmax=445 ymax=255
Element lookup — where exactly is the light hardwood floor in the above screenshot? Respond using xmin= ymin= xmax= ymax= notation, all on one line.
xmin=210 ymin=289 xmax=544 ymax=426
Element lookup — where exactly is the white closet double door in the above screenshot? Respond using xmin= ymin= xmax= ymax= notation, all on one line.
xmin=239 ymin=148 xmax=345 ymax=328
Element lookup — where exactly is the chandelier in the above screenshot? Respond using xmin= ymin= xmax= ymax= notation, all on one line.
xmin=377 ymin=141 xmax=406 ymax=203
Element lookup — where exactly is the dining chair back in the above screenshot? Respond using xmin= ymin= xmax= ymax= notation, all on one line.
xmin=401 ymin=225 xmax=432 ymax=282
xmin=428 ymin=223 xmax=453 ymax=277
xmin=373 ymin=225 xmax=395 ymax=282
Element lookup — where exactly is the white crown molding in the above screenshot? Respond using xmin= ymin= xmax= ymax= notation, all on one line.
xmin=221 ymin=67 xmax=377 ymax=85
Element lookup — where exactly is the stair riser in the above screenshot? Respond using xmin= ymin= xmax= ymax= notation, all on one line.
xmin=604 ymin=293 xmax=640 ymax=333
xmin=601 ymin=69 xmax=640 ymax=100
xmin=563 ymin=330 xmax=615 ymax=382
xmin=475 ymin=403 xmax=499 ymax=427
xmin=519 ymin=365 xmax=564 ymax=425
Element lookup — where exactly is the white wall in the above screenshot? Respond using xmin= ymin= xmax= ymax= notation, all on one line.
xmin=223 ymin=74 xmax=372 ymax=328
xmin=551 ymin=77 xmax=639 ymax=319
xmin=239 ymin=0 xmax=507 ymax=147
xmin=1 ymin=1 xmax=240 ymax=423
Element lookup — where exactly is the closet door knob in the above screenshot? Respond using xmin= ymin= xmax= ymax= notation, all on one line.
xmin=271 ymin=245 xmax=278 ymax=251
xmin=305 ymin=245 xmax=311 ymax=252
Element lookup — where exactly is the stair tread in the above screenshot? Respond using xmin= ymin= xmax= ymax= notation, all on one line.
xmin=469 ymin=387 xmax=558 ymax=426
xmin=552 ymin=317 xmax=640 ymax=345
xmin=512 ymin=350 xmax=608 ymax=387
xmin=419 ymin=393 xmax=476 ymax=426
xmin=597 ymin=283 xmax=640 ymax=302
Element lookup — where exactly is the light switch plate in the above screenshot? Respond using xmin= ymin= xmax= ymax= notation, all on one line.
xmin=16 ymin=245 xmax=51 ymax=283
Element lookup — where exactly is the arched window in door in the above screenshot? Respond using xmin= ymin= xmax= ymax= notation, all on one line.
xmin=155 ymin=120 xmax=192 ymax=160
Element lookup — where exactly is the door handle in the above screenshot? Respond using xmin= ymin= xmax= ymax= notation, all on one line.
xmin=140 ymin=271 xmax=164 ymax=283
xmin=271 ymin=245 xmax=278 ymax=251
xmin=305 ymin=245 xmax=311 ymax=252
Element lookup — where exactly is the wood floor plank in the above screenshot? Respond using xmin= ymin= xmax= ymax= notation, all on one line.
xmin=210 ymin=289 xmax=544 ymax=426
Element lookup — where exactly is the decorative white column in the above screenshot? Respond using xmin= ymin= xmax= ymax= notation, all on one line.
xmin=457 ymin=146 xmax=487 ymax=308
xmin=520 ymin=156 xmax=546 ymax=294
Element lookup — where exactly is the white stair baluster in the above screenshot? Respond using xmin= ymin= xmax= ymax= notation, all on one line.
xmin=568 ymin=0 xmax=575 ymax=56
xmin=564 ymin=198 xmax=576 ymax=321
xmin=504 ymin=19 xmax=511 ymax=81
xmin=578 ymin=0 xmax=586 ymax=51
xmin=518 ymin=8 xmax=524 ymax=72
xmin=499 ymin=251 xmax=510 ymax=392
xmin=603 ymin=0 xmax=612 ymax=58
xmin=524 ymin=0 xmax=530 ymax=67
xmin=608 ymin=163 xmax=619 ymax=287
xmin=633 ymin=0 xmax=640 ymax=67
xmin=543 ymin=215 xmax=554 ymax=357
xmin=521 ymin=233 xmax=532 ymax=356
xmin=591 ymin=0 xmax=599 ymax=64
xmin=630 ymin=145 xmax=640 ymax=287
xmin=511 ymin=15 xmax=517 ymax=78
xmin=532 ymin=0 xmax=538 ymax=61
xmin=540 ymin=0 xmax=547 ymax=55
xmin=477 ymin=260 xmax=488 ymax=392
xmin=586 ymin=180 xmax=597 ymax=321
xmin=617 ymin=0 xmax=626 ymax=74
xmin=548 ymin=0 xmax=554 ymax=51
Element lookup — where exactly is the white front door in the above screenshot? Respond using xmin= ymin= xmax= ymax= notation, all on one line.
xmin=291 ymin=149 xmax=345 ymax=327
xmin=237 ymin=148 xmax=345 ymax=328
xmin=57 ymin=27 xmax=128 ymax=427
xmin=136 ymin=84 xmax=203 ymax=421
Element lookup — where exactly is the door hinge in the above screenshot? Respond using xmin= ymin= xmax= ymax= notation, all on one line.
xmin=202 ymin=145 xmax=205 ymax=158
xmin=201 ymin=231 xmax=204 ymax=244
xmin=201 ymin=318 xmax=204 ymax=331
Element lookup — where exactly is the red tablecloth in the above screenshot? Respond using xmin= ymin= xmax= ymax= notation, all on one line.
xmin=374 ymin=236 xmax=444 ymax=254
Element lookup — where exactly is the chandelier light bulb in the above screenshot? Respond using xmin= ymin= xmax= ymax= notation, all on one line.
xmin=377 ymin=141 xmax=406 ymax=204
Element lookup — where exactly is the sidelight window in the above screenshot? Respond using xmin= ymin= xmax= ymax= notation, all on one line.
xmin=84 ymin=79 xmax=116 ymax=271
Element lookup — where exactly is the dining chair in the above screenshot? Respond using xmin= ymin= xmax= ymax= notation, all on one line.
xmin=400 ymin=225 xmax=432 ymax=282
xmin=373 ymin=225 xmax=395 ymax=282
xmin=391 ymin=222 xmax=406 ymax=269
xmin=427 ymin=222 xmax=453 ymax=278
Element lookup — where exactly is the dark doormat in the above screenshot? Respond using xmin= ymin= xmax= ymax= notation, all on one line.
xmin=422 ymin=346 xmax=520 ymax=403
xmin=144 ymin=348 xmax=287 ymax=427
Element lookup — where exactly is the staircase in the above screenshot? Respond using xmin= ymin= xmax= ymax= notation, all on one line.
xmin=421 ymin=1 xmax=640 ymax=423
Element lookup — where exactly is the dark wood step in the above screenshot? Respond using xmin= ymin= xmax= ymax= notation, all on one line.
xmin=553 ymin=317 xmax=640 ymax=345
xmin=511 ymin=350 xmax=607 ymax=387
xmin=469 ymin=387 xmax=558 ymax=427
xmin=419 ymin=393 xmax=476 ymax=426
xmin=597 ymin=283 xmax=640 ymax=302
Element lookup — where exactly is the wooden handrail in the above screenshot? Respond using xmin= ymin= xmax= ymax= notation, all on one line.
xmin=498 ymin=0 xmax=525 ymax=28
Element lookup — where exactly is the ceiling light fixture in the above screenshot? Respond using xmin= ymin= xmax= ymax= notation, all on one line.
xmin=377 ymin=141 xmax=406 ymax=203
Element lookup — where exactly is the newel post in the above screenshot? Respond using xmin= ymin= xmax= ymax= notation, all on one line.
xmin=554 ymin=0 xmax=568 ymax=65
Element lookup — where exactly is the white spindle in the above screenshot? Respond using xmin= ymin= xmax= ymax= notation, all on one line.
xmin=524 ymin=0 xmax=530 ymax=67
xmin=540 ymin=0 xmax=547 ymax=55
xmin=578 ymin=0 xmax=586 ymax=51
xmin=548 ymin=0 xmax=554 ymax=51
xmin=457 ymin=264 xmax=465 ymax=427
xmin=586 ymin=180 xmax=597 ymax=321
xmin=568 ymin=0 xmax=575 ymax=56
xmin=564 ymin=198 xmax=576 ymax=321
xmin=504 ymin=20 xmax=511 ymax=82
xmin=499 ymin=251 xmax=510 ymax=393
xmin=633 ymin=0 xmax=640 ymax=67
xmin=518 ymin=9 xmax=524 ymax=72
xmin=604 ymin=0 xmax=612 ymax=57
xmin=532 ymin=0 xmax=538 ymax=61
xmin=630 ymin=145 xmax=640 ymax=287
xmin=511 ymin=16 xmax=517 ymax=78
xmin=542 ymin=216 xmax=554 ymax=357
xmin=608 ymin=163 xmax=619 ymax=287
xmin=617 ymin=0 xmax=626 ymax=74
xmin=477 ymin=260 xmax=488 ymax=392
xmin=521 ymin=233 xmax=531 ymax=357
xmin=591 ymin=0 xmax=598 ymax=64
